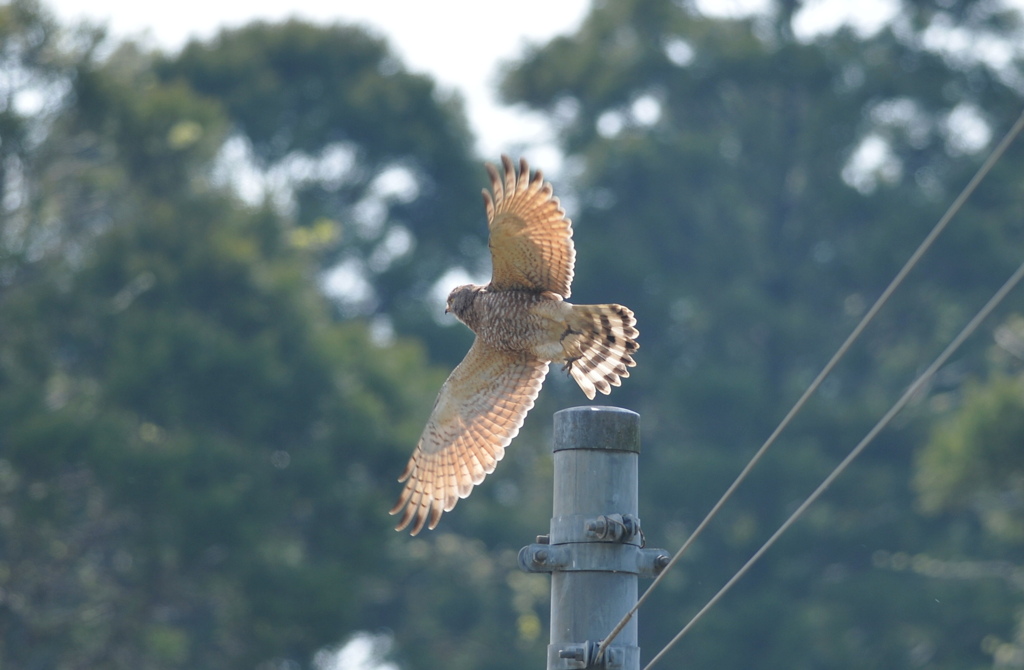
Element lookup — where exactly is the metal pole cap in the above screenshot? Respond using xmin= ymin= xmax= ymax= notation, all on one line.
xmin=553 ymin=406 xmax=640 ymax=454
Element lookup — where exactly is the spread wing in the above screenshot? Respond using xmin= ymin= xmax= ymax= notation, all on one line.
xmin=484 ymin=155 xmax=576 ymax=298
xmin=390 ymin=338 xmax=550 ymax=535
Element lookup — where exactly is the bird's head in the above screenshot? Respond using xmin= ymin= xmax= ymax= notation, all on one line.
xmin=445 ymin=284 xmax=484 ymax=322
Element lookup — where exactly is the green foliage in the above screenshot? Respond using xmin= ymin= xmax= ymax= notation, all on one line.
xmin=161 ymin=20 xmax=465 ymax=166
xmin=916 ymin=374 xmax=1024 ymax=541
xmin=911 ymin=321 xmax=1024 ymax=666
xmin=157 ymin=21 xmax=487 ymax=356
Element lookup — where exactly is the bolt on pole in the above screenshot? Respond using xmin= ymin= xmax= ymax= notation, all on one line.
xmin=519 ymin=406 xmax=668 ymax=670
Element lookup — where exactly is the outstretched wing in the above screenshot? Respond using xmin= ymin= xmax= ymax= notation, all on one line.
xmin=390 ymin=338 xmax=550 ymax=535
xmin=484 ymin=155 xmax=576 ymax=299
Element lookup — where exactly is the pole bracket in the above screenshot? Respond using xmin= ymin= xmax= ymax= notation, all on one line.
xmin=519 ymin=541 xmax=668 ymax=576
xmin=549 ymin=513 xmax=643 ymax=544
xmin=549 ymin=640 xmax=634 ymax=669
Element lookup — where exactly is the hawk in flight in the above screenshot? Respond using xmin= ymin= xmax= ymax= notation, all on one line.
xmin=390 ymin=156 xmax=639 ymax=535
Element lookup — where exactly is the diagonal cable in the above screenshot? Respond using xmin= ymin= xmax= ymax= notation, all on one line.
xmin=597 ymin=106 xmax=1024 ymax=659
xmin=644 ymin=255 xmax=1024 ymax=669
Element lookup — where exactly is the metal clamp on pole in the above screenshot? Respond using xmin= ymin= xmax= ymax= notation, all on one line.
xmin=518 ymin=406 xmax=668 ymax=670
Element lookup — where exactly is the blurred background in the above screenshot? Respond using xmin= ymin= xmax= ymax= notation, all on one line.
xmin=2 ymin=0 xmax=1024 ymax=667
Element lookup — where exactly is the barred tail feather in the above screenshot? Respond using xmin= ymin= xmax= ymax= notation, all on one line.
xmin=564 ymin=304 xmax=639 ymax=399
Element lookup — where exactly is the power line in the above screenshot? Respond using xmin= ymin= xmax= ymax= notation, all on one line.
xmin=643 ymin=254 xmax=1024 ymax=669
xmin=597 ymin=106 xmax=1024 ymax=660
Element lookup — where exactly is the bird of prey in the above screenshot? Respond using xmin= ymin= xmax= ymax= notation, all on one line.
xmin=390 ymin=156 xmax=639 ymax=535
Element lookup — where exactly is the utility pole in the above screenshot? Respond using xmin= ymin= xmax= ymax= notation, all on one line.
xmin=519 ymin=406 xmax=668 ymax=670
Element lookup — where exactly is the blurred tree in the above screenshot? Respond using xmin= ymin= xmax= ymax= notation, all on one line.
xmin=157 ymin=21 xmax=486 ymax=361
xmin=912 ymin=318 xmax=1024 ymax=668
xmin=0 ymin=0 xmax=74 ymax=288
xmin=0 ymin=4 xmax=545 ymax=669
xmin=916 ymin=371 xmax=1024 ymax=540
xmin=500 ymin=0 xmax=1024 ymax=666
